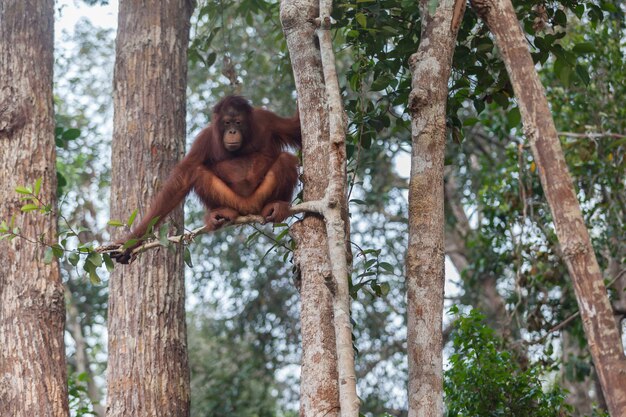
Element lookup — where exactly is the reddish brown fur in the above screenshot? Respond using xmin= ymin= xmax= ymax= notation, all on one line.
xmin=113 ymin=95 xmax=301 ymax=264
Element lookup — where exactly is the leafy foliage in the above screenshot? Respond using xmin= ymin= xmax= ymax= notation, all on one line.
xmin=444 ymin=307 xmax=571 ymax=417
xmin=188 ymin=311 xmax=287 ymax=417
xmin=68 ymin=372 xmax=97 ymax=417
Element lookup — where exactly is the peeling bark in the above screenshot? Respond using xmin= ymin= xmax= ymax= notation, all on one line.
xmin=106 ymin=1 xmax=193 ymax=416
xmin=470 ymin=0 xmax=626 ymax=414
xmin=0 ymin=1 xmax=69 ymax=416
xmin=406 ymin=1 xmax=465 ymax=416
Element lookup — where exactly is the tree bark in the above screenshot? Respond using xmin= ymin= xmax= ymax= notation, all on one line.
xmin=107 ymin=1 xmax=193 ymax=416
xmin=470 ymin=0 xmax=626 ymax=414
xmin=405 ymin=1 xmax=465 ymax=416
xmin=280 ymin=1 xmax=341 ymax=415
xmin=0 ymin=1 xmax=69 ymax=416
xmin=316 ymin=2 xmax=358 ymax=415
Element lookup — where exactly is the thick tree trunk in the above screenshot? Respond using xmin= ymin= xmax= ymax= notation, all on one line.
xmin=470 ymin=0 xmax=626 ymax=414
xmin=405 ymin=1 xmax=465 ymax=416
xmin=0 ymin=1 xmax=68 ymax=416
xmin=280 ymin=1 xmax=341 ymax=415
xmin=107 ymin=1 xmax=193 ymax=416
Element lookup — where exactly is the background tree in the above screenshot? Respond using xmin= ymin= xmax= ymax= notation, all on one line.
xmin=0 ymin=1 xmax=69 ymax=416
xmin=470 ymin=0 xmax=626 ymax=413
xmin=405 ymin=0 xmax=465 ymax=414
xmin=106 ymin=1 xmax=194 ymax=416
xmin=280 ymin=0 xmax=342 ymax=413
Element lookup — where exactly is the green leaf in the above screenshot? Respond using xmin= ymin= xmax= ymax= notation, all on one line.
xmin=572 ymin=42 xmax=595 ymax=54
xmin=183 ymin=247 xmax=193 ymax=268
xmin=88 ymin=268 xmax=101 ymax=285
xmin=507 ymin=107 xmax=521 ymax=128
xmin=600 ymin=2 xmax=618 ymax=12
xmin=57 ymin=172 xmax=67 ymax=190
xmin=145 ymin=216 xmax=160 ymax=235
xmin=379 ymin=262 xmax=394 ymax=273
xmin=86 ymin=252 xmax=103 ymax=267
xmin=554 ymin=58 xmax=572 ymax=87
xmin=473 ymin=99 xmax=485 ymax=115
xmin=159 ymin=223 xmax=170 ymax=247
xmin=33 ymin=178 xmax=42 ymax=197
xmin=379 ymin=282 xmax=390 ymax=296
xmin=370 ymin=74 xmax=393 ymax=91
xmin=575 ymin=64 xmax=590 ymax=86
xmin=44 ymin=247 xmax=54 ymax=264
xmin=463 ymin=117 xmax=479 ymax=127
xmin=15 ymin=186 xmax=32 ymax=195
xmin=107 ymin=220 xmax=125 ymax=227
xmin=206 ymin=52 xmax=217 ymax=68
xmin=355 ymin=12 xmax=367 ymax=28
xmin=21 ymin=204 xmax=39 ymax=212
xmin=275 ymin=228 xmax=290 ymax=242
xmin=122 ymin=238 xmax=139 ymax=250
xmin=51 ymin=244 xmax=64 ymax=259
xmin=245 ymin=230 xmax=261 ymax=246
xmin=103 ymin=253 xmax=114 ymax=273
xmin=127 ymin=209 xmax=138 ymax=227
xmin=61 ymin=128 xmax=81 ymax=140
xmin=68 ymin=252 xmax=80 ymax=266
xmin=554 ymin=9 xmax=567 ymax=27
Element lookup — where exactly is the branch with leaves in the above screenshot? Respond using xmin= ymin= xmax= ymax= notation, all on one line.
xmin=1 ymin=179 xmax=111 ymax=284
xmin=96 ymin=201 xmax=321 ymax=265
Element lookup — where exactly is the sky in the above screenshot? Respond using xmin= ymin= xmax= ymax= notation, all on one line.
xmin=56 ymin=0 xmax=118 ymax=36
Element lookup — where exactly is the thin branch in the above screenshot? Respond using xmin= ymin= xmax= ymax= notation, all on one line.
xmin=558 ymin=131 xmax=626 ymax=139
xmin=532 ymin=269 xmax=626 ymax=344
xmin=95 ymin=201 xmax=324 ymax=259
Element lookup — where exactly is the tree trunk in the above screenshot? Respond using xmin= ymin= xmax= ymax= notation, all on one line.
xmin=316 ymin=1 xmax=358 ymax=414
xmin=405 ymin=1 xmax=465 ymax=416
xmin=107 ymin=1 xmax=193 ymax=416
xmin=66 ymin=288 xmax=104 ymax=416
xmin=0 ymin=1 xmax=68 ymax=416
xmin=470 ymin=0 xmax=626 ymax=414
xmin=280 ymin=1 xmax=341 ymax=415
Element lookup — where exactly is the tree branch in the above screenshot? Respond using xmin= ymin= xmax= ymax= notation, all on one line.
xmin=95 ymin=201 xmax=324 ymax=261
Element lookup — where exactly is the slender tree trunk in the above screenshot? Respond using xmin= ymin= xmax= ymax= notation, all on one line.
xmin=280 ymin=1 xmax=341 ymax=415
xmin=560 ymin=331 xmax=595 ymax=416
xmin=107 ymin=1 xmax=193 ymax=416
xmin=316 ymin=1 xmax=358 ymax=413
xmin=66 ymin=288 xmax=104 ymax=417
xmin=405 ymin=1 xmax=465 ymax=416
xmin=470 ymin=0 xmax=626 ymax=414
xmin=0 ymin=1 xmax=68 ymax=416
